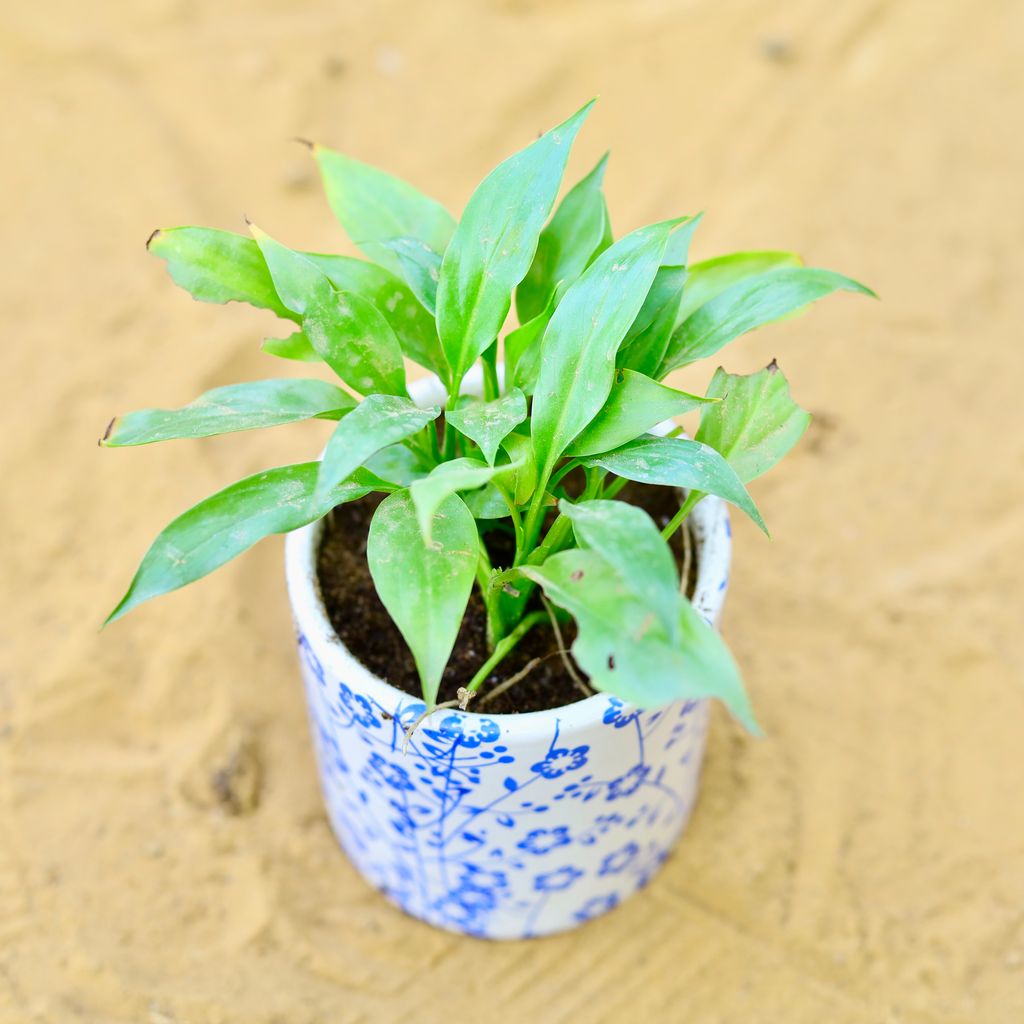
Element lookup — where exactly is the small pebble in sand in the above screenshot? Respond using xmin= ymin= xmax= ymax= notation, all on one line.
xmin=760 ymin=35 xmax=796 ymax=64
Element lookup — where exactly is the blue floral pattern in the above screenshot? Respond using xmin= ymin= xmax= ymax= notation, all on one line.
xmin=517 ymin=827 xmax=572 ymax=855
xmin=531 ymin=745 xmax=589 ymax=779
xmin=295 ymin=631 xmax=712 ymax=939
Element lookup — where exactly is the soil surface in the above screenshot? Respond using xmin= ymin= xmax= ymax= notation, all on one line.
xmin=317 ymin=483 xmax=696 ymax=714
xmin=3 ymin=2 xmax=1024 ymax=1022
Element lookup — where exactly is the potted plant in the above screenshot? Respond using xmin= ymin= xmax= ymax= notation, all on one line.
xmin=102 ymin=100 xmax=872 ymax=938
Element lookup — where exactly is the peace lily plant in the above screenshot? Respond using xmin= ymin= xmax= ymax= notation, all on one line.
xmin=103 ymin=100 xmax=872 ymax=733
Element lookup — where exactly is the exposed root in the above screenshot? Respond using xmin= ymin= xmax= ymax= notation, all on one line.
xmin=541 ymin=595 xmax=591 ymax=699
xmin=401 ymin=689 xmax=475 ymax=753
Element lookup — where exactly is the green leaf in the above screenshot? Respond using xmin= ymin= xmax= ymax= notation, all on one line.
xmin=252 ymin=225 xmax=408 ymax=397
xmin=365 ymin=444 xmax=432 ymax=487
xmin=261 ymin=331 xmax=319 ymax=362
xmin=617 ymin=215 xmax=702 ymax=376
xmin=696 ymin=362 xmax=811 ymax=482
xmin=661 ymin=267 xmax=875 ymax=374
xmin=436 ymin=101 xmax=594 ymax=388
xmin=315 ymin=395 xmax=440 ymax=502
xmin=301 ymin=253 xmax=442 ymax=375
xmin=147 ymin=227 xmax=294 ymax=319
xmin=463 ymin=484 xmax=510 ymax=520
xmin=520 ymin=549 xmax=756 ymax=729
xmin=410 ymin=457 xmax=510 ymax=541
xmin=616 ymin=265 xmax=685 ymax=376
xmin=366 ymin=490 xmax=477 ymax=705
xmin=307 ymin=289 xmax=409 ymax=397
xmin=106 ymin=463 xmax=384 ymax=624
xmin=579 ymin=435 xmax=767 ymax=534
xmin=304 ymin=253 xmax=444 ymax=375
xmin=501 ymin=431 xmax=538 ymax=506
xmin=446 ymin=389 xmax=527 ymax=465
xmin=622 ymin=215 xmax=701 ymax=345
xmin=379 ymin=237 xmax=442 ymax=314
xmin=504 ymin=291 xmax=556 ymax=396
xmin=311 ymin=144 xmax=455 ymax=275
xmin=559 ymin=500 xmax=680 ymax=640
xmin=515 ymin=152 xmax=610 ymax=324
xmin=148 ymin=228 xmax=443 ymax=374
xmin=530 ymin=218 xmax=682 ymax=481
xmin=675 ymin=250 xmax=802 ymax=326
xmin=567 ymin=369 xmax=713 ymax=458
xmin=101 ymin=379 xmax=356 ymax=446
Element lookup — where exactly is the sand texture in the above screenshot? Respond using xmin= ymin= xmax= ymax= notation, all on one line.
xmin=2 ymin=0 xmax=1023 ymax=1021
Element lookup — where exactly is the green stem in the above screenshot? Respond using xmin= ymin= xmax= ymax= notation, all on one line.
xmin=426 ymin=422 xmax=441 ymax=463
xmin=547 ymin=458 xmax=580 ymax=493
xmin=601 ymin=475 xmax=629 ymax=500
xmin=582 ymin=467 xmax=604 ymax=498
xmin=529 ymin=513 xmax=570 ymax=565
xmin=662 ymin=490 xmax=704 ymax=540
xmin=481 ymin=344 xmax=500 ymax=401
xmin=466 ymin=611 xmax=548 ymax=693
xmin=494 ymin=482 xmax=524 ymax=559
xmin=476 ymin=543 xmax=503 ymax=650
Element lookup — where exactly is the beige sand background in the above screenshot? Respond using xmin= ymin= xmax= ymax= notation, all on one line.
xmin=2 ymin=0 xmax=1023 ymax=1021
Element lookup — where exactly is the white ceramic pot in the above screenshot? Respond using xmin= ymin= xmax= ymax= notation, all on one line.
xmin=284 ymin=372 xmax=732 ymax=939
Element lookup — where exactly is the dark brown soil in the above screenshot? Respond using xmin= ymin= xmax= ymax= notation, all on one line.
xmin=317 ymin=483 xmax=697 ymax=715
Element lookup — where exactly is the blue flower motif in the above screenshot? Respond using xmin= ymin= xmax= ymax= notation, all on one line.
xmin=574 ymin=893 xmax=619 ymax=922
xmin=602 ymin=698 xmax=640 ymax=729
xmin=531 ymin=745 xmax=589 ymax=779
xmin=459 ymin=863 xmax=508 ymax=890
xmin=395 ymin=701 xmax=428 ymax=730
xmin=598 ymin=842 xmax=639 ymax=875
xmin=517 ymin=827 xmax=571 ymax=855
xmin=435 ymin=713 xmax=500 ymax=748
xmin=436 ymin=883 xmax=497 ymax=927
xmin=338 ymin=682 xmax=381 ymax=730
xmin=534 ymin=865 xmax=583 ymax=892
xmin=606 ymin=764 xmax=649 ymax=801
xmin=364 ymin=752 xmax=414 ymax=791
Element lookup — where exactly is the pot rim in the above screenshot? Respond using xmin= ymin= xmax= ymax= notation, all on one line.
xmin=284 ymin=369 xmax=732 ymax=734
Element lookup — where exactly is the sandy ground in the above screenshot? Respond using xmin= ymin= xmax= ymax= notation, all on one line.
xmin=2 ymin=0 xmax=1023 ymax=1021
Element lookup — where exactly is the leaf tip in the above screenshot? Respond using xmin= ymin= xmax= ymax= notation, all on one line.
xmin=742 ymin=713 xmax=764 ymax=738
xmin=99 ymin=417 xmax=117 ymax=447
xmin=766 ymin=357 xmax=780 ymax=374
xmin=102 ymin=595 xmax=128 ymax=628
xmin=145 ymin=228 xmax=161 ymax=251
xmin=291 ymin=136 xmax=315 ymax=150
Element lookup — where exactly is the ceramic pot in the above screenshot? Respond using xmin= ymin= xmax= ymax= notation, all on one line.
xmin=284 ymin=372 xmax=732 ymax=939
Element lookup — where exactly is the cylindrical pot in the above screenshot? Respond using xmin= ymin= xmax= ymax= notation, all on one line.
xmin=284 ymin=373 xmax=732 ymax=939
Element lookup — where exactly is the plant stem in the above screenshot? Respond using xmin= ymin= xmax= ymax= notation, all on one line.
xmin=662 ymin=490 xmax=703 ymax=540
xmin=442 ymin=399 xmax=458 ymax=461
xmin=601 ymin=475 xmax=629 ymax=500
xmin=482 ymin=344 xmax=500 ymax=401
xmin=529 ymin=513 xmax=571 ymax=565
xmin=426 ymin=422 xmax=441 ymax=463
xmin=466 ymin=610 xmax=548 ymax=693
xmin=494 ymin=482 xmax=524 ymax=559
xmin=520 ymin=486 xmax=549 ymax=560
xmin=476 ymin=543 xmax=505 ymax=650
xmin=547 ymin=458 xmax=579 ymax=492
